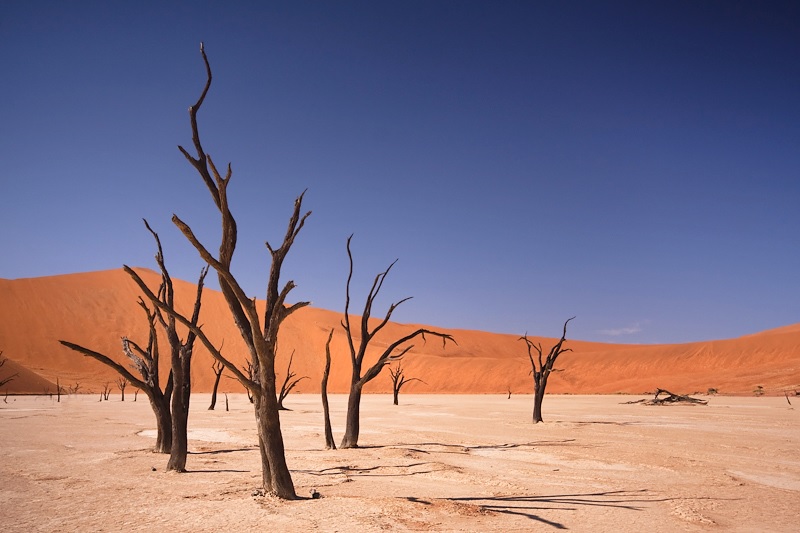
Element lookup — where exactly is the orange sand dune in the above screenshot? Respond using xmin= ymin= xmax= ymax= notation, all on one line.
xmin=1 ymin=269 xmax=798 ymax=396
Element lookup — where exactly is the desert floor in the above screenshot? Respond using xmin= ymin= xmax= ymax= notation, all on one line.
xmin=1 ymin=393 xmax=797 ymax=532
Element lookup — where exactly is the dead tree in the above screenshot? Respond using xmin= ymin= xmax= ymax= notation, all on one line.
xmin=389 ymin=361 xmax=425 ymax=405
xmin=61 ymin=299 xmax=174 ymax=453
xmin=117 ymin=377 xmax=127 ymax=401
xmin=340 ymin=235 xmax=455 ymax=448
xmin=277 ymin=350 xmax=308 ymax=410
xmin=208 ymin=360 xmax=225 ymax=410
xmin=0 ymin=352 xmax=19 ymax=388
xmin=243 ymin=361 xmax=255 ymax=403
xmin=127 ymin=221 xmax=208 ymax=473
xmin=520 ymin=317 xmax=575 ymax=423
xmin=126 ymin=43 xmax=309 ymax=499
xmin=321 ymin=329 xmax=336 ymax=449
xmin=101 ymin=382 xmax=112 ymax=401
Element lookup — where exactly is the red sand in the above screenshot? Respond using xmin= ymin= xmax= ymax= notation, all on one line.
xmin=1 ymin=269 xmax=798 ymax=396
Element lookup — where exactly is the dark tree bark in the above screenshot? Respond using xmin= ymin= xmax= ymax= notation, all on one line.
xmin=277 ymin=350 xmax=308 ymax=410
xmin=133 ymin=224 xmax=209 ymax=473
xmin=520 ymin=317 xmax=575 ymax=423
xmin=127 ymin=43 xmax=309 ymax=499
xmin=389 ymin=361 xmax=424 ymax=405
xmin=321 ymin=329 xmax=336 ymax=449
xmin=340 ymin=235 xmax=455 ymax=448
xmin=208 ymin=360 xmax=224 ymax=410
xmin=117 ymin=377 xmax=127 ymax=401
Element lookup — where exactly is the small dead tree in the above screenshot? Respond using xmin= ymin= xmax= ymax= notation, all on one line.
xmin=0 ymin=352 xmax=19 ymax=389
xmin=101 ymin=382 xmax=112 ymax=401
xmin=389 ymin=361 xmax=425 ymax=405
xmin=243 ymin=361 xmax=255 ymax=404
xmin=208 ymin=360 xmax=225 ymax=410
xmin=520 ymin=317 xmax=575 ymax=423
xmin=277 ymin=350 xmax=308 ymax=410
xmin=340 ymin=235 xmax=455 ymax=448
xmin=117 ymin=377 xmax=127 ymax=401
xmin=321 ymin=329 xmax=336 ymax=450
xmin=125 ymin=43 xmax=310 ymax=498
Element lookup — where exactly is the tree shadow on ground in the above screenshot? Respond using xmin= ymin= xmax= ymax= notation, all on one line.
xmin=408 ymin=489 xmax=672 ymax=530
xmin=359 ymin=439 xmax=579 ymax=455
xmin=189 ymin=447 xmax=257 ymax=455
xmin=296 ymin=462 xmax=440 ymax=478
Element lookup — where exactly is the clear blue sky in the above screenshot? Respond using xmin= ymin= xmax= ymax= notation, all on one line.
xmin=2 ymin=1 xmax=798 ymax=344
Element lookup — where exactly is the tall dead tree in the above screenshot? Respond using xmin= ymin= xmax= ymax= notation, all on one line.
xmin=519 ymin=317 xmax=575 ymax=423
xmin=126 ymin=43 xmax=309 ymax=499
xmin=321 ymin=329 xmax=336 ymax=449
xmin=60 ymin=298 xmax=174 ymax=452
xmin=389 ymin=361 xmax=424 ymax=405
xmin=277 ymin=350 xmax=308 ymax=410
xmin=340 ymin=235 xmax=455 ymax=448
xmin=208 ymin=360 xmax=224 ymax=410
xmin=0 ymin=352 xmax=19 ymax=388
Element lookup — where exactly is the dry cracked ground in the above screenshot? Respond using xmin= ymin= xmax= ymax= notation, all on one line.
xmin=1 ymin=394 xmax=797 ymax=532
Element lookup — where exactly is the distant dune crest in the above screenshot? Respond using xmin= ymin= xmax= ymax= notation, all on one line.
xmin=1 ymin=269 xmax=798 ymax=395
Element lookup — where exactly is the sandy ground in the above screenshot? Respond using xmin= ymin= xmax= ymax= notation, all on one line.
xmin=1 ymin=393 xmax=797 ymax=532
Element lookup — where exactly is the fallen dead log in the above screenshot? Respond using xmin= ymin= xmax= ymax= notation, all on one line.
xmin=623 ymin=388 xmax=708 ymax=406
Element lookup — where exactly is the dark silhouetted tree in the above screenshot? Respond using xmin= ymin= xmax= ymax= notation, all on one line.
xmin=389 ymin=360 xmax=425 ymax=405
xmin=117 ymin=377 xmax=127 ymax=401
xmin=321 ymin=329 xmax=336 ymax=449
xmin=277 ymin=350 xmax=308 ymax=410
xmin=208 ymin=360 xmax=224 ymax=410
xmin=340 ymin=235 xmax=455 ymax=448
xmin=519 ymin=317 xmax=575 ymax=423
xmin=127 ymin=43 xmax=309 ymax=498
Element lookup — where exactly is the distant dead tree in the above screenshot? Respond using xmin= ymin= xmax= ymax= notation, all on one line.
xmin=389 ymin=360 xmax=425 ymax=405
xmin=277 ymin=350 xmax=308 ymax=410
xmin=519 ymin=317 xmax=575 ymax=423
xmin=208 ymin=360 xmax=225 ymax=410
xmin=126 ymin=43 xmax=310 ymax=499
xmin=339 ymin=235 xmax=455 ymax=448
xmin=242 ymin=361 xmax=255 ymax=403
xmin=101 ymin=382 xmax=111 ymax=401
xmin=117 ymin=377 xmax=128 ymax=401
xmin=0 ymin=352 xmax=19 ymax=388
xmin=321 ymin=329 xmax=336 ymax=449
xmin=67 ymin=382 xmax=81 ymax=395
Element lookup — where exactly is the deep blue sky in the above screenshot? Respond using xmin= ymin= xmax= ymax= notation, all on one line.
xmin=2 ymin=1 xmax=798 ymax=344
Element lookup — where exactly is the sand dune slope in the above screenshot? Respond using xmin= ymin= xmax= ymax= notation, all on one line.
xmin=1 ymin=269 xmax=798 ymax=395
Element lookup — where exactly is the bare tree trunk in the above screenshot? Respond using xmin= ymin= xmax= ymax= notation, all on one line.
xmin=167 ymin=351 xmax=192 ymax=471
xmin=532 ymin=382 xmax=545 ymax=423
xmin=147 ymin=391 xmax=173 ymax=454
xmin=341 ymin=381 xmax=363 ymax=449
xmin=208 ymin=361 xmax=224 ymax=410
xmin=254 ymin=388 xmax=295 ymax=498
xmin=321 ymin=329 xmax=336 ymax=449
